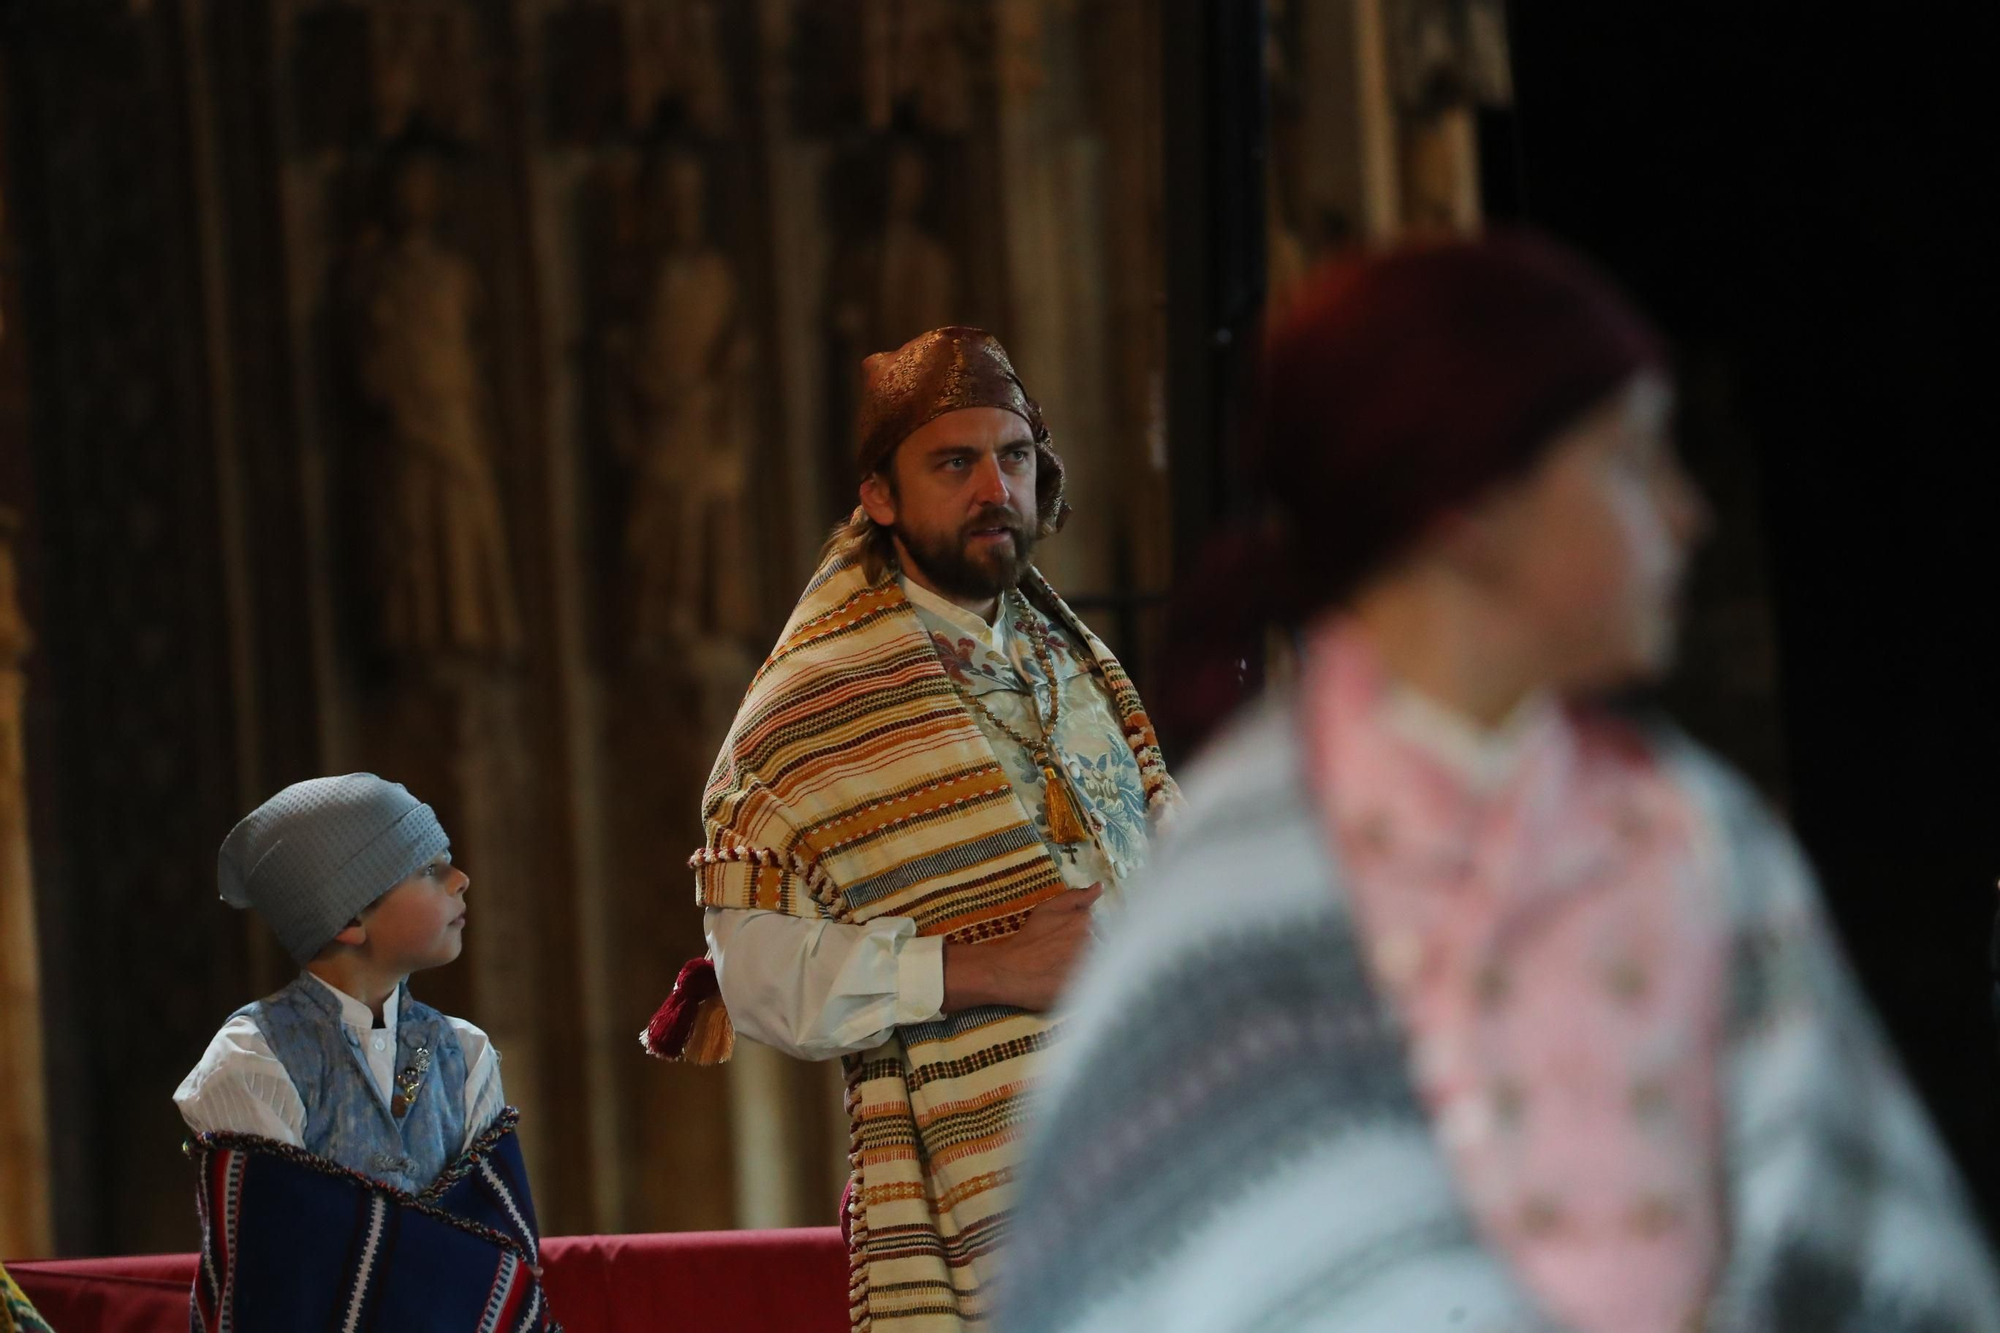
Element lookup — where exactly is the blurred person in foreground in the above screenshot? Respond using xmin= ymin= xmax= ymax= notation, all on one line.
xmin=997 ymin=233 xmax=2000 ymax=1333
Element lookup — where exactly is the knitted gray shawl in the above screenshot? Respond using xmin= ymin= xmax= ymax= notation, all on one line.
xmin=998 ymin=698 xmax=2000 ymax=1333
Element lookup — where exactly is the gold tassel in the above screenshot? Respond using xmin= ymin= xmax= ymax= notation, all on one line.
xmin=685 ymin=997 xmax=737 ymax=1065
xmin=1041 ymin=765 xmax=1090 ymax=845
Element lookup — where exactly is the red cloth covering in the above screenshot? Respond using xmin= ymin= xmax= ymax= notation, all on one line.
xmin=6 ymin=1228 xmax=848 ymax=1333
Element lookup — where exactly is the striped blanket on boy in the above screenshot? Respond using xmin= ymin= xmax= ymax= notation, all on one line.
xmin=188 ymin=1109 xmax=555 ymax=1332
xmin=691 ymin=551 xmax=1176 ymax=1331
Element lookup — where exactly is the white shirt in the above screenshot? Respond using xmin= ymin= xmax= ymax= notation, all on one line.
xmin=704 ymin=908 xmax=945 ymax=1060
xmin=173 ymin=972 xmax=504 ymax=1152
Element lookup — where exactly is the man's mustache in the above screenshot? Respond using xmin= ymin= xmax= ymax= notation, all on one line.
xmin=960 ymin=507 xmax=1029 ymax=540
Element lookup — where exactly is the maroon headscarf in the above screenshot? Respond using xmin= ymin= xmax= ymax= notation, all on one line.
xmin=855 ymin=326 xmax=1070 ymax=536
xmin=1253 ymin=229 xmax=1666 ymax=610
xmin=1156 ymin=230 xmax=1667 ymax=756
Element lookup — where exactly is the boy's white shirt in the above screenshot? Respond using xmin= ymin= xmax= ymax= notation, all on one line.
xmin=173 ymin=971 xmax=504 ymax=1153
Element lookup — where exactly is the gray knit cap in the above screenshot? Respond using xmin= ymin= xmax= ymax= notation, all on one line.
xmin=219 ymin=774 xmax=451 ymax=965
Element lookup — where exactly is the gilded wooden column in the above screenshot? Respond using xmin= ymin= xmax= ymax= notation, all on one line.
xmin=0 ymin=507 xmax=51 ymax=1258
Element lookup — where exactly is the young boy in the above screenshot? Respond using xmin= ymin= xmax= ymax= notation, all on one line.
xmin=175 ymin=773 xmax=499 ymax=1189
xmin=176 ymin=775 xmax=551 ymax=1331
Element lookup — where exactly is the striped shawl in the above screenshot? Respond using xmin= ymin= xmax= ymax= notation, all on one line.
xmin=695 ymin=552 xmax=1176 ymax=1331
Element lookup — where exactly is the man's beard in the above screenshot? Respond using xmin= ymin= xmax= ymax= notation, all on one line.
xmin=895 ymin=504 xmax=1038 ymax=601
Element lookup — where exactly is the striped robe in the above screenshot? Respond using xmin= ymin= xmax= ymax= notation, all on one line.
xmin=695 ymin=552 xmax=1177 ymax=1330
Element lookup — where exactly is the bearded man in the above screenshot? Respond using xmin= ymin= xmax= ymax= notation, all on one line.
xmin=644 ymin=327 xmax=1179 ymax=1331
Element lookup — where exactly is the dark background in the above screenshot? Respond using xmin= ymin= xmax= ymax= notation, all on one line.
xmin=1505 ymin=5 xmax=1999 ymax=1229
xmin=2 ymin=0 xmax=1993 ymax=1255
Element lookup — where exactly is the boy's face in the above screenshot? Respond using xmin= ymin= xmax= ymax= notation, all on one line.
xmin=357 ymin=852 xmax=469 ymax=974
xmin=1456 ymin=372 xmax=1708 ymax=690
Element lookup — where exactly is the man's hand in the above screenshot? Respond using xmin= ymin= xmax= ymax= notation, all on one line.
xmin=942 ymin=885 xmax=1104 ymax=1014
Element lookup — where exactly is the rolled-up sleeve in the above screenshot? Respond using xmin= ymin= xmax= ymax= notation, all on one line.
xmin=705 ymin=907 xmax=945 ymax=1060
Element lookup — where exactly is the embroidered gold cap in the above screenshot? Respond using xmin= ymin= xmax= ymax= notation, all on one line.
xmin=854 ymin=326 xmax=1069 ymax=535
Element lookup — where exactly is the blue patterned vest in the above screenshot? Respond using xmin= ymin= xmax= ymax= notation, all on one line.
xmin=238 ymin=975 xmax=468 ymax=1194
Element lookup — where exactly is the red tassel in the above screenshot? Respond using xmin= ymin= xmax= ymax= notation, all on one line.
xmin=641 ymin=956 xmax=732 ymax=1063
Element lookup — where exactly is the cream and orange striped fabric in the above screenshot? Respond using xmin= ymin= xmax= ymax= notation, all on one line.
xmin=694 ymin=553 xmax=1177 ymax=1330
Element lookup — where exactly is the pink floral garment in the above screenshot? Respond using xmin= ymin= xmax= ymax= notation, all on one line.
xmin=1305 ymin=621 xmax=1728 ymax=1332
